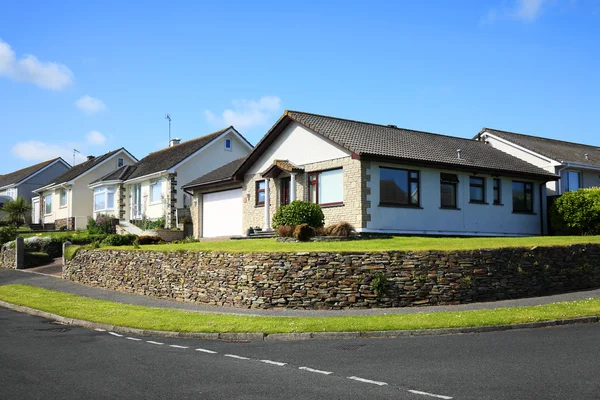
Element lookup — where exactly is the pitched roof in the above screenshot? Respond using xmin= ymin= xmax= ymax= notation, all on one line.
xmin=182 ymin=156 xmax=247 ymax=189
xmin=90 ymin=165 xmax=138 ymax=185
xmin=0 ymin=158 xmax=67 ymax=189
xmin=480 ymin=128 xmax=600 ymax=167
xmin=237 ymin=111 xmax=557 ymax=180
xmin=40 ymin=149 xmax=125 ymax=188
xmin=125 ymin=127 xmax=232 ymax=181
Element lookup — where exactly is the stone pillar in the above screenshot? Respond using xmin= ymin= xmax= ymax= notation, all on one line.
xmin=264 ymin=178 xmax=271 ymax=231
xmin=290 ymin=173 xmax=296 ymax=202
xmin=62 ymin=241 xmax=71 ymax=273
xmin=15 ymin=236 xmax=24 ymax=270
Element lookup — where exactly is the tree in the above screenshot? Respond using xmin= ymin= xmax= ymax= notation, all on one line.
xmin=1 ymin=196 xmax=32 ymax=227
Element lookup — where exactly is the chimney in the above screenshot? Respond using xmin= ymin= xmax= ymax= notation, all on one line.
xmin=86 ymin=155 xmax=95 ymax=161
xmin=457 ymin=149 xmax=462 ymax=160
xmin=169 ymin=138 xmax=181 ymax=147
xmin=387 ymin=124 xmax=398 ymax=128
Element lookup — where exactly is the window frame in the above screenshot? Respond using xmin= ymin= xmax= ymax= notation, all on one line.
xmin=117 ymin=157 xmax=124 ymax=168
xmin=440 ymin=173 xmax=459 ymax=209
xmin=564 ymin=170 xmax=581 ymax=192
xmin=308 ymin=168 xmax=344 ymax=207
xmin=44 ymin=194 xmax=52 ymax=215
xmin=93 ymin=186 xmax=116 ymax=212
xmin=469 ymin=176 xmax=486 ymax=204
xmin=512 ymin=181 xmax=534 ymax=213
xmin=150 ymin=179 xmax=162 ymax=204
xmin=225 ymin=138 xmax=232 ymax=151
xmin=493 ymin=178 xmax=502 ymax=205
xmin=59 ymin=188 xmax=68 ymax=208
xmin=255 ymin=180 xmax=266 ymax=207
xmin=378 ymin=167 xmax=420 ymax=208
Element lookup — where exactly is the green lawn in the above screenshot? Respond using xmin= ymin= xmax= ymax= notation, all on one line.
xmin=20 ymin=231 xmax=86 ymax=239
xmin=0 ymin=284 xmax=598 ymax=333
xmin=104 ymin=235 xmax=600 ymax=253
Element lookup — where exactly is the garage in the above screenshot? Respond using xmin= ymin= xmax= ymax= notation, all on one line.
xmin=202 ymin=189 xmax=243 ymax=237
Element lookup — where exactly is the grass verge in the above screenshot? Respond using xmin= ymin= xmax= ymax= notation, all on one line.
xmin=0 ymin=284 xmax=598 ymax=333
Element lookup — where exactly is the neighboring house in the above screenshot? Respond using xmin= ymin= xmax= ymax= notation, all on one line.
xmin=35 ymin=149 xmax=137 ymax=230
xmin=476 ymin=128 xmax=600 ymax=196
xmin=184 ymin=111 xmax=558 ymax=238
xmin=0 ymin=158 xmax=71 ymax=224
xmin=89 ymin=127 xmax=253 ymax=229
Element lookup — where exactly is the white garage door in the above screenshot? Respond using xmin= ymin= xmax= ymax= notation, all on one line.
xmin=202 ymin=189 xmax=243 ymax=237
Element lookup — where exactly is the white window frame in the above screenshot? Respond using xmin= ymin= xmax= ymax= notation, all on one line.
xmin=150 ymin=179 xmax=163 ymax=204
xmin=59 ymin=189 xmax=68 ymax=208
xmin=6 ymin=187 xmax=16 ymax=199
xmin=44 ymin=194 xmax=52 ymax=215
xmin=225 ymin=138 xmax=232 ymax=151
xmin=94 ymin=186 xmax=116 ymax=212
xmin=118 ymin=157 xmax=125 ymax=168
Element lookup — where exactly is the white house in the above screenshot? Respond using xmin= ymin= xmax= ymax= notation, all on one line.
xmin=476 ymin=128 xmax=600 ymax=196
xmin=35 ymin=148 xmax=137 ymax=230
xmin=184 ymin=111 xmax=559 ymax=238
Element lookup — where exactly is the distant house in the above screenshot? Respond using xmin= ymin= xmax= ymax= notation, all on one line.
xmin=476 ymin=128 xmax=600 ymax=196
xmin=89 ymin=127 xmax=253 ymax=231
xmin=184 ymin=111 xmax=558 ymax=238
xmin=35 ymin=149 xmax=137 ymax=230
xmin=0 ymin=158 xmax=71 ymax=224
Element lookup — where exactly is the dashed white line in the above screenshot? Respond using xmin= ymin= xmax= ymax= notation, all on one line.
xmin=224 ymin=354 xmax=250 ymax=360
xmin=108 ymin=332 xmax=123 ymax=337
xmin=169 ymin=345 xmax=189 ymax=349
xmin=126 ymin=337 xmax=142 ymax=341
xmin=94 ymin=328 xmax=106 ymax=332
xmin=298 ymin=367 xmax=333 ymax=375
xmin=408 ymin=389 xmax=453 ymax=399
xmin=196 ymin=348 xmax=217 ymax=354
xmin=147 ymin=341 xmax=164 ymax=345
xmin=347 ymin=376 xmax=388 ymax=386
xmin=260 ymin=359 xmax=287 ymax=366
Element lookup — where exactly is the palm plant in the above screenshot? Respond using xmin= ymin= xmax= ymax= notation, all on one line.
xmin=1 ymin=196 xmax=32 ymax=227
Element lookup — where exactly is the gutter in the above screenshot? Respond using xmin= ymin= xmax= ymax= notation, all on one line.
xmin=123 ymin=171 xmax=168 ymax=185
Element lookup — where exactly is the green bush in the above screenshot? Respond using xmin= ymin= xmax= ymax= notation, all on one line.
xmin=87 ymin=214 xmax=114 ymax=235
xmin=293 ymin=223 xmax=314 ymax=242
xmin=24 ymin=252 xmax=51 ymax=268
xmin=70 ymin=233 xmax=108 ymax=245
xmin=272 ymin=201 xmax=325 ymax=229
xmin=101 ymin=234 xmax=138 ymax=246
xmin=0 ymin=225 xmax=17 ymax=245
xmin=551 ymin=188 xmax=600 ymax=235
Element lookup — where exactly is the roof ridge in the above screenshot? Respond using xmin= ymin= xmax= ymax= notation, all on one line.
xmin=483 ymin=127 xmax=600 ymax=149
xmin=146 ymin=127 xmax=230 ymax=156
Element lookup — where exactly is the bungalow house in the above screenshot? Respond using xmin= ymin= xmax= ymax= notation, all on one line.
xmin=183 ymin=111 xmax=558 ymax=238
xmin=89 ymin=127 xmax=253 ymax=230
xmin=0 ymin=158 xmax=71 ymax=224
xmin=476 ymin=128 xmax=600 ymax=196
xmin=35 ymin=148 xmax=137 ymax=230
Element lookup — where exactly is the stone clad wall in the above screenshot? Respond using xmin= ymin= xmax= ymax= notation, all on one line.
xmin=0 ymin=247 xmax=17 ymax=269
xmin=63 ymin=245 xmax=600 ymax=309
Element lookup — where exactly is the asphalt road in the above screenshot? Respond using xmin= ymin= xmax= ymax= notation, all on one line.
xmin=1 ymin=307 xmax=599 ymax=400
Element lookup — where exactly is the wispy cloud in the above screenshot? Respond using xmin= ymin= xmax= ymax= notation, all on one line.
xmin=76 ymin=95 xmax=107 ymax=115
xmin=85 ymin=130 xmax=107 ymax=145
xmin=204 ymin=96 xmax=282 ymax=131
xmin=11 ymin=130 xmax=108 ymax=164
xmin=0 ymin=39 xmax=73 ymax=90
xmin=482 ymin=0 xmax=549 ymax=24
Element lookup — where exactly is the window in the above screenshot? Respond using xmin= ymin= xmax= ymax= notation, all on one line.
xmin=469 ymin=177 xmax=485 ymax=203
xmin=44 ymin=194 xmax=52 ymax=214
xmin=309 ymin=169 xmax=343 ymax=206
xmin=150 ymin=179 xmax=162 ymax=204
xmin=512 ymin=181 xmax=534 ymax=213
xmin=440 ymin=173 xmax=459 ymax=209
xmin=493 ymin=178 xmax=502 ymax=205
xmin=94 ymin=186 xmax=115 ymax=211
xmin=118 ymin=157 xmax=124 ymax=168
xmin=255 ymin=180 xmax=266 ymax=206
xmin=564 ymin=171 xmax=581 ymax=192
xmin=60 ymin=189 xmax=68 ymax=207
xmin=225 ymin=138 xmax=232 ymax=151
xmin=6 ymin=188 xmax=16 ymax=199
xmin=379 ymin=167 xmax=419 ymax=207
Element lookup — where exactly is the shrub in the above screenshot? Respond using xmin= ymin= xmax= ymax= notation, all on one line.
xmin=324 ymin=221 xmax=355 ymax=237
xmin=24 ymin=252 xmax=51 ymax=268
xmin=371 ymin=272 xmax=389 ymax=297
xmin=87 ymin=214 xmax=114 ymax=235
xmin=293 ymin=223 xmax=314 ymax=242
xmin=0 ymin=225 xmax=18 ymax=245
xmin=137 ymin=235 xmax=162 ymax=245
xmin=272 ymin=200 xmax=324 ymax=229
xmin=101 ymin=234 xmax=138 ymax=246
xmin=70 ymin=234 xmax=108 ymax=245
xmin=551 ymin=188 xmax=600 ymax=235
xmin=276 ymin=225 xmax=296 ymax=237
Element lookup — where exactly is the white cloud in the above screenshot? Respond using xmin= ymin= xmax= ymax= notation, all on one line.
xmin=85 ymin=130 xmax=107 ymax=145
xmin=204 ymin=96 xmax=282 ymax=130
xmin=0 ymin=39 xmax=73 ymax=90
xmin=76 ymin=95 xmax=107 ymax=115
xmin=513 ymin=0 xmax=547 ymax=21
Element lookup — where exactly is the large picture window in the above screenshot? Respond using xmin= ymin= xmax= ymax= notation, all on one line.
xmin=512 ymin=181 xmax=533 ymax=213
xmin=150 ymin=179 xmax=162 ymax=204
xmin=255 ymin=180 xmax=266 ymax=206
xmin=44 ymin=194 xmax=52 ymax=214
xmin=440 ymin=173 xmax=459 ymax=209
xmin=309 ymin=169 xmax=343 ymax=206
xmin=379 ymin=167 xmax=419 ymax=207
xmin=469 ymin=177 xmax=485 ymax=203
xmin=94 ymin=186 xmax=115 ymax=211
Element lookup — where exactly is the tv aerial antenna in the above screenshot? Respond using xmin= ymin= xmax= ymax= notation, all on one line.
xmin=165 ymin=114 xmax=172 ymax=142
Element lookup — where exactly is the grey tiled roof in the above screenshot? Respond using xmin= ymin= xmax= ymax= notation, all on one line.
xmin=42 ymin=149 xmax=125 ymax=188
xmin=90 ymin=165 xmax=138 ymax=185
xmin=0 ymin=158 xmax=65 ymax=188
xmin=283 ymin=111 xmax=557 ymax=179
xmin=481 ymin=128 xmax=600 ymax=167
xmin=182 ymin=157 xmax=247 ymax=189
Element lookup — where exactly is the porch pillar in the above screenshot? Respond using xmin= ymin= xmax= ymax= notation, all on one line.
xmin=290 ymin=173 xmax=296 ymax=202
xmin=264 ymin=178 xmax=271 ymax=230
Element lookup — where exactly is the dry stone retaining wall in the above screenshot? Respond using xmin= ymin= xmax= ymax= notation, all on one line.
xmin=0 ymin=247 xmax=17 ymax=269
xmin=63 ymin=245 xmax=600 ymax=309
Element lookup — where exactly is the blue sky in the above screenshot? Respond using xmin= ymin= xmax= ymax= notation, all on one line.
xmin=1 ymin=0 xmax=599 ymax=172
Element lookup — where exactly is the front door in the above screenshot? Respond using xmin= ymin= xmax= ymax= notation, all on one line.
xmin=32 ymin=199 xmax=40 ymax=224
xmin=280 ymin=177 xmax=291 ymax=206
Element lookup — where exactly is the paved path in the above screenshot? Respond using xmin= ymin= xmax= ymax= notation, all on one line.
xmin=1 ymin=267 xmax=599 ymax=317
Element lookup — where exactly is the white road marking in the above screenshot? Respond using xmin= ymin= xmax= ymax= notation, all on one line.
xmin=298 ymin=367 xmax=333 ymax=375
xmin=147 ymin=341 xmax=164 ymax=345
xmin=196 ymin=348 xmax=217 ymax=354
xmin=408 ymin=390 xmax=453 ymax=399
xmin=347 ymin=376 xmax=388 ymax=386
xmin=108 ymin=332 xmax=123 ymax=337
xmin=259 ymin=359 xmax=287 ymax=366
xmin=224 ymin=354 xmax=250 ymax=360
xmin=94 ymin=328 xmax=106 ymax=332
xmin=126 ymin=337 xmax=142 ymax=341
xmin=169 ymin=345 xmax=189 ymax=349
